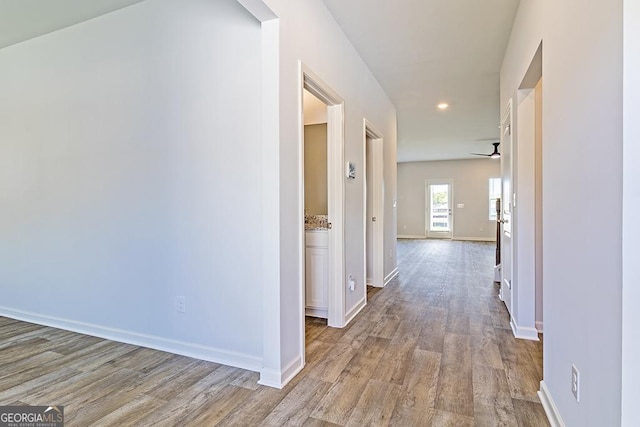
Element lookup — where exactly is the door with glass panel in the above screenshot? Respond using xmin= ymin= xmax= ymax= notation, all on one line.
xmin=426 ymin=180 xmax=453 ymax=239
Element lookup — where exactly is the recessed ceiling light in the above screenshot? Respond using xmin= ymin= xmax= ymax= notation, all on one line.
xmin=437 ymin=103 xmax=449 ymax=110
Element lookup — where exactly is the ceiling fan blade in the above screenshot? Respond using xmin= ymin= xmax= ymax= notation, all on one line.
xmin=471 ymin=153 xmax=491 ymax=156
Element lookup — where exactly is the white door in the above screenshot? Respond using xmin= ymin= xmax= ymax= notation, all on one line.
xmin=426 ymin=180 xmax=453 ymax=239
xmin=366 ymin=136 xmax=374 ymax=285
xmin=500 ymin=101 xmax=513 ymax=314
xmin=364 ymin=120 xmax=385 ymax=288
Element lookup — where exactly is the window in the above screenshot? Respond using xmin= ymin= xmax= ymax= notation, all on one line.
xmin=489 ymin=178 xmax=501 ymax=220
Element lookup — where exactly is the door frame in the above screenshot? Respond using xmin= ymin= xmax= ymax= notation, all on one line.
xmin=425 ymin=179 xmax=454 ymax=239
xmin=363 ymin=119 xmax=384 ymax=288
xmin=298 ymin=63 xmax=346 ymax=362
xmin=500 ymin=98 xmax=514 ymax=313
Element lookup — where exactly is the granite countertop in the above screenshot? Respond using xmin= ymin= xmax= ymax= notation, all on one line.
xmin=305 ymin=213 xmax=329 ymax=230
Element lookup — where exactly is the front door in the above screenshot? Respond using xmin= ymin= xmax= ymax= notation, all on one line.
xmin=426 ymin=180 xmax=453 ymax=239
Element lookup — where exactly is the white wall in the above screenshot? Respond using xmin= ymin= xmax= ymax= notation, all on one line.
xmin=259 ymin=0 xmax=398 ymax=384
xmin=397 ymin=159 xmax=500 ymax=241
xmin=0 ymin=0 xmax=264 ymax=369
xmin=502 ymin=0 xmax=623 ymax=425
xmin=622 ymin=0 xmax=640 ymax=424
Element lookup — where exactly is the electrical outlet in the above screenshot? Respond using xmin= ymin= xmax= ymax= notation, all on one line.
xmin=571 ymin=364 xmax=580 ymax=402
xmin=348 ymin=275 xmax=356 ymax=292
xmin=176 ymin=296 xmax=186 ymax=313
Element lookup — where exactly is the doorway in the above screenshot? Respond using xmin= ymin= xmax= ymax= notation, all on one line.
xmin=425 ymin=179 xmax=453 ymax=239
xmin=364 ymin=120 xmax=384 ymax=288
xmin=299 ymin=64 xmax=346 ymax=373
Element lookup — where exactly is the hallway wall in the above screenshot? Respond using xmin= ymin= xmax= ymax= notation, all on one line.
xmin=622 ymin=0 xmax=640 ymax=424
xmin=501 ymin=0 xmax=623 ymax=425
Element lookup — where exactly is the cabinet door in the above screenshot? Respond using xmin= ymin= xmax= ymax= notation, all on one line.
xmin=305 ymin=247 xmax=328 ymax=309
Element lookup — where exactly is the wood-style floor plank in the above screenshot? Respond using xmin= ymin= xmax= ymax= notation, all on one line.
xmin=0 ymin=240 xmax=547 ymax=426
xmin=389 ymin=349 xmax=441 ymax=426
xmin=310 ymin=336 xmax=390 ymax=425
xmin=435 ymin=333 xmax=474 ymax=417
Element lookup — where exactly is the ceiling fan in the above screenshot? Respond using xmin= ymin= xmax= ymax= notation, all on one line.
xmin=472 ymin=142 xmax=501 ymax=159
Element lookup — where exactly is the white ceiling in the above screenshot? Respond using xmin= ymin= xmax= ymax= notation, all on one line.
xmin=322 ymin=0 xmax=520 ymax=162
xmin=0 ymin=0 xmax=518 ymax=162
xmin=0 ymin=0 xmax=146 ymax=50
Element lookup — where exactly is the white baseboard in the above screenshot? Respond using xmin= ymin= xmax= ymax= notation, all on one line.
xmin=453 ymin=237 xmax=497 ymax=242
xmin=397 ymin=235 xmax=496 ymax=242
xmin=0 ymin=306 xmax=262 ymax=372
xmin=384 ymin=268 xmax=399 ymax=286
xmin=510 ymin=317 xmax=540 ymax=341
xmin=259 ymin=354 xmax=303 ymax=389
xmin=536 ymin=320 xmax=544 ymax=333
xmin=538 ymin=381 xmax=565 ymax=427
xmin=345 ymin=297 xmax=366 ymax=325
xmin=305 ymin=307 xmax=328 ymax=319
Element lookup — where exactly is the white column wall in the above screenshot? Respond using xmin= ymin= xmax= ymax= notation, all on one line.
xmin=0 ymin=0 xmax=265 ymax=368
xmin=501 ymin=0 xmax=624 ymax=425
xmin=622 ymin=0 xmax=640 ymax=424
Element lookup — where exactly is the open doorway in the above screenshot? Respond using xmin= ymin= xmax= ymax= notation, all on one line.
xmin=299 ymin=64 xmax=346 ymax=366
xmin=364 ymin=120 xmax=384 ymax=288
xmin=513 ymin=42 xmax=543 ymax=338
xmin=303 ymin=89 xmax=329 ymax=319
xmin=499 ymin=43 xmax=542 ymax=342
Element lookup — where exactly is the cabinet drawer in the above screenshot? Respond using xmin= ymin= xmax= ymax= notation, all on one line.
xmin=305 ymin=230 xmax=328 ymax=248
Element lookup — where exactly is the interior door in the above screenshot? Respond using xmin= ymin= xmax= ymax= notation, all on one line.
xmin=366 ymin=136 xmax=374 ymax=285
xmin=426 ymin=180 xmax=453 ymax=239
xmin=500 ymin=101 xmax=513 ymax=314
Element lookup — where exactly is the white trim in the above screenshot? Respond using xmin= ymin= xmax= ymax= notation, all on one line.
xmin=538 ymin=381 xmax=565 ymax=427
xmin=397 ymin=234 xmax=427 ymax=239
xmin=300 ymin=64 xmax=345 ymax=331
xmin=452 ymin=237 xmax=497 ymax=242
xmin=425 ymin=179 xmax=454 ymax=239
xmin=345 ymin=297 xmax=366 ymax=325
xmin=305 ymin=308 xmax=328 ymax=319
xmin=259 ymin=15 xmax=283 ymax=389
xmin=500 ymin=98 xmax=514 ymax=316
xmin=258 ymin=354 xmax=303 ymax=389
xmin=236 ymin=0 xmax=277 ymax=21
xmin=535 ymin=321 xmax=544 ymax=333
xmin=384 ymin=268 xmax=399 ymax=286
xmin=510 ymin=316 xmax=540 ymax=341
xmin=0 ymin=307 xmax=262 ymax=372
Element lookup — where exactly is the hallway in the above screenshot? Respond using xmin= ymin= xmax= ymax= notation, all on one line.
xmin=0 ymin=240 xmax=548 ymax=426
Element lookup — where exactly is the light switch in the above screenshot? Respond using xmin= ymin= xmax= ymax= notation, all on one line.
xmin=457 ymin=203 xmax=464 ymax=208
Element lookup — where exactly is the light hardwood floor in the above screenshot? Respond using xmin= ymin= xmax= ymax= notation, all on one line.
xmin=0 ymin=239 xmax=549 ymax=426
